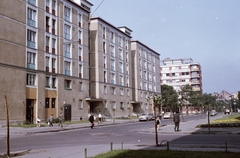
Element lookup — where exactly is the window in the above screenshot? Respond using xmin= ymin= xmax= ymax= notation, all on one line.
xmin=120 ymin=102 xmax=124 ymax=109
xmin=27 ymin=30 xmax=36 ymax=48
xmin=104 ymin=86 xmax=107 ymax=94
xmin=64 ymin=61 xmax=71 ymax=76
xmin=45 ymin=98 xmax=50 ymax=108
xmin=111 ymin=101 xmax=116 ymax=109
xmin=119 ymin=75 xmax=123 ymax=86
xmin=45 ymin=56 xmax=50 ymax=72
xmin=52 ymin=38 xmax=56 ymax=54
xmin=52 ymin=58 xmax=56 ymax=73
xmin=65 ymin=79 xmax=71 ymax=89
xmin=103 ymin=27 xmax=106 ymax=38
xmin=78 ymin=100 xmax=83 ymax=109
xmin=119 ymin=62 xmax=123 ymax=73
xmin=52 ymin=98 xmax=56 ymax=108
xmin=52 ymin=19 xmax=56 ymax=34
xmin=79 ymin=82 xmax=82 ymax=91
xmin=111 ymin=87 xmax=115 ymax=95
xmin=103 ymin=42 xmax=106 ymax=53
xmin=119 ymin=49 xmax=123 ymax=60
xmin=46 ymin=36 xmax=50 ymax=52
xmin=46 ymin=76 xmax=50 ymax=87
xmin=27 ymin=52 xmax=36 ymax=69
xmin=78 ymin=14 xmax=82 ymax=27
xmin=52 ymin=0 xmax=56 ymax=15
xmin=52 ymin=76 xmax=56 ymax=88
xmin=79 ymin=64 xmax=82 ymax=78
xmin=79 ymin=47 xmax=82 ymax=61
xmin=110 ymin=59 xmax=115 ymax=71
xmin=118 ymin=36 xmax=122 ymax=46
xmin=64 ymin=24 xmax=70 ymax=40
xmin=26 ymin=73 xmax=36 ymax=86
xmin=79 ymin=30 xmax=82 ymax=44
xmin=27 ymin=8 xmax=36 ymax=27
xmin=64 ymin=44 xmax=70 ymax=58
xmin=64 ymin=6 xmax=70 ymax=21
xmin=104 ymin=71 xmax=107 ymax=82
xmin=126 ymin=76 xmax=129 ymax=87
xmin=127 ymin=89 xmax=129 ymax=96
xmin=110 ymin=45 xmax=115 ymax=57
xmin=120 ymin=88 xmax=124 ymax=96
xmin=110 ymin=73 xmax=115 ymax=84
xmin=110 ymin=31 xmax=114 ymax=43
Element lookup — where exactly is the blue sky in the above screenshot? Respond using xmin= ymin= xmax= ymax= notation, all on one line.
xmin=90 ymin=0 xmax=240 ymax=94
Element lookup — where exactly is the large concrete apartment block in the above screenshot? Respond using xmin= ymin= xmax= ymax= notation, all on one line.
xmin=131 ymin=41 xmax=161 ymax=114
xmin=0 ymin=0 xmax=92 ymax=124
xmin=89 ymin=17 xmax=134 ymax=118
xmin=160 ymin=58 xmax=202 ymax=93
xmin=0 ymin=0 xmax=162 ymax=123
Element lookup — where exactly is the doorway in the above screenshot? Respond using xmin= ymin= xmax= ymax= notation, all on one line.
xmin=26 ymin=99 xmax=34 ymax=123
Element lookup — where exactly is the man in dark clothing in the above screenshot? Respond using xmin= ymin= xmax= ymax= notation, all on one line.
xmin=89 ymin=114 xmax=94 ymax=129
xmin=173 ymin=111 xmax=180 ymax=132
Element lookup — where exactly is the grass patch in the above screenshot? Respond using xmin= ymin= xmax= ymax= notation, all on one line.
xmin=197 ymin=113 xmax=240 ymax=128
xmin=94 ymin=150 xmax=240 ymax=158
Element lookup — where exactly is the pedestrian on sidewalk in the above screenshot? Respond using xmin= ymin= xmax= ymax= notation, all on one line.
xmin=98 ymin=113 xmax=102 ymax=124
xmin=36 ymin=116 xmax=41 ymax=127
xmin=58 ymin=112 xmax=63 ymax=128
xmin=173 ymin=111 xmax=180 ymax=132
xmin=156 ymin=117 xmax=161 ymax=130
xmin=49 ymin=114 xmax=54 ymax=127
xmin=89 ymin=114 xmax=94 ymax=129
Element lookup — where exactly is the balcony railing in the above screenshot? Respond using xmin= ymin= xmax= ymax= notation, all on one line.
xmin=65 ymin=70 xmax=70 ymax=76
xmin=27 ymin=41 xmax=35 ymax=48
xmin=27 ymin=19 xmax=36 ymax=27
xmin=28 ymin=0 xmax=36 ymax=6
xmin=27 ymin=63 xmax=35 ymax=69
xmin=65 ymin=51 xmax=70 ymax=58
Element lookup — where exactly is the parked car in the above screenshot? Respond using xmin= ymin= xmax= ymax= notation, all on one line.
xmin=210 ymin=110 xmax=217 ymax=116
xmin=163 ymin=112 xmax=172 ymax=119
xmin=139 ymin=113 xmax=153 ymax=121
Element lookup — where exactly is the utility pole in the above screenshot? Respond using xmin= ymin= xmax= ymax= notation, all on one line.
xmin=4 ymin=95 xmax=10 ymax=157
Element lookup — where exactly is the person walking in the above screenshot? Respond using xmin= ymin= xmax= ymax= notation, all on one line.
xmin=89 ymin=114 xmax=94 ymax=129
xmin=58 ymin=112 xmax=63 ymax=128
xmin=98 ymin=113 xmax=102 ymax=124
xmin=49 ymin=114 xmax=54 ymax=127
xmin=36 ymin=116 xmax=41 ymax=127
xmin=156 ymin=117 xmax=161 ymax=130
xmin=173 ymin=111 xmax=180 ymax=132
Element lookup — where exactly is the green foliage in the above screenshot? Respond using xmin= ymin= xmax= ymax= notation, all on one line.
xmin=161 ymin=84 xmax=178 ymax=110
xmin=94 ymin=150 xmax=240 ymax=158
xmin=23 ymin=120 xmax=31 ymax=125
xmin=53 ymin=118 xmax=59 ymax=123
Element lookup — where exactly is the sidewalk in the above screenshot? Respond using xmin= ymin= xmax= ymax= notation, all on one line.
xmin=0 ymin=114 xmax=239 ymax=158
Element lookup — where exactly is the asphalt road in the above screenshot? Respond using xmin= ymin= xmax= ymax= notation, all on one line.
xmin=0 ymin=115 xmax=239 ymax=155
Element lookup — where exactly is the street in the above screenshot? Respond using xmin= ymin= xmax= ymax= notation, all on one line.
xmin=0 ymin=114 xmax=240 ymax=157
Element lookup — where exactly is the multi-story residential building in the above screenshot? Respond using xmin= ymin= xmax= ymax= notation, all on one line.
xmin=131 ymin=41 xmax=161 ymax=114
xmin=89 ymin=17 xmax=133 ymax=117
xmin=0 ymin=0 xmax=92 ymax=123
xmin=160 ymin=58 xmax=202 ymax=93
xmin=0 ymin=0 xmax=161 ymax=123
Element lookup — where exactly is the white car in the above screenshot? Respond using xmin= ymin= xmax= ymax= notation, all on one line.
xmin=210 ymin=110 xmax=217 ymax=116
xmin=163 ymin=112 xmax=172 ymax=119
xmin=139 ymin=113 xmax=153 ymax=121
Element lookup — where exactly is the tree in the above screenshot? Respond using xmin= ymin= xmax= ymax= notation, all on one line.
xmin=180 ymin=84 xmax=193 ymax=115
xmin=161 ymin=84 xmax=179 ymax=122
xmin=202 ymin=93 xmax=216 ymax=133
xmin=147 ymin=93 xmax=162 ymax=146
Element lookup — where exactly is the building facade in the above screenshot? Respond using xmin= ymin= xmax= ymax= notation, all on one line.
xmin=131 ymin=41 xmax=161 ymax=114
xmin=160 ymin=58 xmax=202 ymax=93
xmin=0 ymin=0 xmax=161 ymax=123
xmin=0 ymin=0 xmax=92 ymax=123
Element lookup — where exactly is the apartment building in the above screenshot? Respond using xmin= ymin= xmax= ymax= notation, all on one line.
xmin=131 ymin=41 xmax=161 ymax=114
xmin=0 ymin=0 xmax=161 ymax=123
xmin=160 ymin=58 xmax=202 ymax=92
xmin=89 ymin=17 xmax=133 ymax=117
xmin=0 ymin=0 xmax=92 ymax=123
